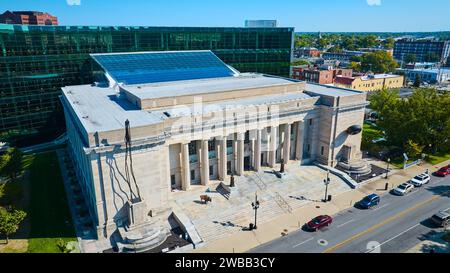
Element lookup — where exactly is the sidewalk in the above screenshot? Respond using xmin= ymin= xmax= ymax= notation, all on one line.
xmin=191 ymin=159 xmax=450 ymax=253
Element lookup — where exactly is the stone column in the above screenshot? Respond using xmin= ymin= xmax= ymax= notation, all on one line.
xmin=254 ymin=129 xmax=262 ymax=172
xmin=181 ymin=143 xmax=191 ymax=191
xmin=219 ymin=137 xmax=227 ymax=181
xmin=269 ymin=126 xmax=277 ymax=168
xmin=236 ymin=132 xmax=245 ymax=176
xmin=214 ymin=139 xmax=220 ymax=179
xmin=295 ymin=121 xmax=305 ymax=162
xmin=283 ymin=123 xmax=292 ymax=164
xmin=201 ymin=140 xmax=209 ymax=186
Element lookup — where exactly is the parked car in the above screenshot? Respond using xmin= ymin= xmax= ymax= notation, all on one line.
xmin=306 ymin=215 xmax=333 ymax=231
xmin=358 ymin=194 xmax=381 ymax=209
xmin=393 ymin=183 xmax=414 ymax=196
xmin=435 ymin=166 xmax=450 ymax=177
xmin=409 ymin=173 xmax=431 ymax=187
xmin=430 ymin=211 xmax=450 ymax=228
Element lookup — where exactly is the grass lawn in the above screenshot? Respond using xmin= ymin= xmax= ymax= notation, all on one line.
xmin=25 ymin=152 xmax=77 ymax=253
xmin=363 ymin=123 xmax=384 ymax=140
xmin=426 ymin=153 xmax=450 ymax=166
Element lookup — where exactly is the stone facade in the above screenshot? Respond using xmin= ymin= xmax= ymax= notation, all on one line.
xmin=61 ymin=53 xmax=368 ymax=242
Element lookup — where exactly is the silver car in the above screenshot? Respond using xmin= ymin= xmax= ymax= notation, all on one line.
xmin=393 ymin=183 xmax=414 ymax=196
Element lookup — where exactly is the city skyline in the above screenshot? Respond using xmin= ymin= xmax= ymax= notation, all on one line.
xmin=0 ymin=0 xmax=449 ymax=32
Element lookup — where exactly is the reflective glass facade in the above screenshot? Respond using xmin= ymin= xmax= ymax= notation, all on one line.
xmin=0 ymin=25 xmax=294 ymax=144
xmin=91 ymin=51 xmax=237 ymax=85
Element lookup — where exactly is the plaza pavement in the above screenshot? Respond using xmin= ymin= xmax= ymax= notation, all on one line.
xmin=190 ymin=159 xmax=450 ymax=253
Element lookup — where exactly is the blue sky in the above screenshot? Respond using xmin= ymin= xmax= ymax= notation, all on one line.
xmin=1 ymin=0 xmax=449 ymax=32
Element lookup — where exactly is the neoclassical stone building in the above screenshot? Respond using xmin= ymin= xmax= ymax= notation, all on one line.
xmin=61 ymin=51 xmax=367 ymax=250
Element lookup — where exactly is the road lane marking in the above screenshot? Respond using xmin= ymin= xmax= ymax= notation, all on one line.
xmin=337 ymin=219 xmax=355 ymax=228
xmin=292 ymin=237 xmax=314 ymax=248
xmin=322 ymin=191 xmax=449 ymax=253
xmin=365 ymin=224 xmax=420 ymax=253
xmin=373 ymin=203 xmax=390 ymax=211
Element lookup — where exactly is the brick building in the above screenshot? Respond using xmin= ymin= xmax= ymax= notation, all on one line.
xmin=294 ymin=47 xmax=321 ymax=58
xmin=0 ymin=11 xmax=58 ymax=25
xmin=292 ymin=65 xmax=353 ymax=85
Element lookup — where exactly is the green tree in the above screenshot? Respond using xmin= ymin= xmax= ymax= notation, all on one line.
xmin=1 ymin=148 xmax=23 ymax=181
xmin=369 ymin=88 xmax=399 ymax=114
xmin=414 ymin=74 xmax=422 ymax=88
xmin=357 ymin=35 xmax=378 ymax=48
xmin=404 ymin=54 xmax=417 ymax=64
xmin=0 ymin=208 xmax=26 ymax=244
xmin=383 ymin=37 xmax=395 ymax=49
xmin=328 ymin=45 xmax=343 ymax=53
xmin=349 ymin=61 xmax=361 ymax=72
xmin=370 ymin=88 xmax=450 ymax=155
xmin=405 ymin=140 xmax=424 ymax=159
xmin=316 ymin=38 xmax=329 ymax=50
xmin=360 ymin=51 xmax=399 ymax=73
xmin=291 ymin=59 xmax=310 ymax=66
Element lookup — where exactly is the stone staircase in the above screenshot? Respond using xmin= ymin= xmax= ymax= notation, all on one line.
xmin=189 ymin=193 xmax=287 ymax=243
xmin=116 ymin=222 xmax=170 ymax=253
xmin=338 ymin=160 xmax=372 ymax=176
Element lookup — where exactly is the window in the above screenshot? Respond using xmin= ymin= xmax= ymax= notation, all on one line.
xmin=188 ymin=142 xmax=197 ymax=155
xmin=208 ymin=139 xmax=216 ymax=151
xmin=321 ymin=146 xmax=324 ymax=156
xmin=190 ymin=170 xmax=195 ymax=181
xmin=209 ymin=165 xmax=214 ymax=176
xmin=171 ymin=175 xmax=176 ymax=186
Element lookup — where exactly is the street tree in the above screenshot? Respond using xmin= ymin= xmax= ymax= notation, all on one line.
xmin=414 ymin=74 xmax=421 ymax=87
xmin=369 ymin=88 xmax=450 ymax=156
xmin=404 ymin=54 xmax=417 ymax=64
xmin=360 ymin=51 xmax=399 ymax=73
xmin=0 ymin=148 xmax=23 ymax=182
xmin=0 ymin=208 xmax=26 ymax=244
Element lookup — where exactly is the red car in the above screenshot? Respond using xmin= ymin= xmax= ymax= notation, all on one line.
xmin=435 ymin=166 xmax=450 ymax=177
xmin=306 ymin=215 xmax=333 ymax=231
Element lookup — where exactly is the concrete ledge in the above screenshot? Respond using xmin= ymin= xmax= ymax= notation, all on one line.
xmin=315 ymin=163 xmax=359 ymax=189
xmin=171 ymin=205 xmax=204 ymax=247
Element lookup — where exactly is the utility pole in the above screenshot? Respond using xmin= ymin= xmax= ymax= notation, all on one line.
xmin=385 ymin=158 xmax=391 ymax=180
xmin=251 ymin=192 xmax=260 ymax=230
xmin=324 ymin=171 xmax=331 ymax=203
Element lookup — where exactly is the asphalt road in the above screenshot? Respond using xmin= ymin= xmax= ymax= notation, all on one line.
xmin=250 ymin=173 xmax=450 ymax=253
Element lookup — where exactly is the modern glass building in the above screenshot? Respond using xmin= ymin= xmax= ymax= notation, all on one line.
xmin=0 ymin=24 xmax=294 ymax=145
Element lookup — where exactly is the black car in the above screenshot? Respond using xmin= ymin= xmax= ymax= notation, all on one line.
xmin=430 ymin=211 xmax=450 ymax=227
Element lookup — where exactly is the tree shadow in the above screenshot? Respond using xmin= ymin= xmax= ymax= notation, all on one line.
xmin=426 ymin=185 xmax=450 ymax=198
xmin=212 ymin=220 xmax=248 ymax=231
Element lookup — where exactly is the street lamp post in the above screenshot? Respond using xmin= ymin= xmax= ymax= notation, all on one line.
xmin=385 ymin=158 xmax=391 ymax=180
xmin=251 ymin=193 xmax=260 ymax=230
xmin=324 ymin=171 xmax=331 ymax=203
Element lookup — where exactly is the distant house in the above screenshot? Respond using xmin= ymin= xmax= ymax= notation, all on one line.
xmin=294 ymin=47 xmax=321 ymax=58
xmin=335 ymin=74 xmax=404 ymax=92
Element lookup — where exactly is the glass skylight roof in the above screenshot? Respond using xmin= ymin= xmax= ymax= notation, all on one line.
xmin=90 ymin=51 xmax=238 ymax=85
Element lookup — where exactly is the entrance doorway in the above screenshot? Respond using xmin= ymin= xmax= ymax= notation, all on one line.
xmin=244 ymin=156 xmax=252 ymax=171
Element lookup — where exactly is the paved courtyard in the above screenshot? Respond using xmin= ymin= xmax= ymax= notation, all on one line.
xmin=170 ymin=163 xmax=352 ymax=244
